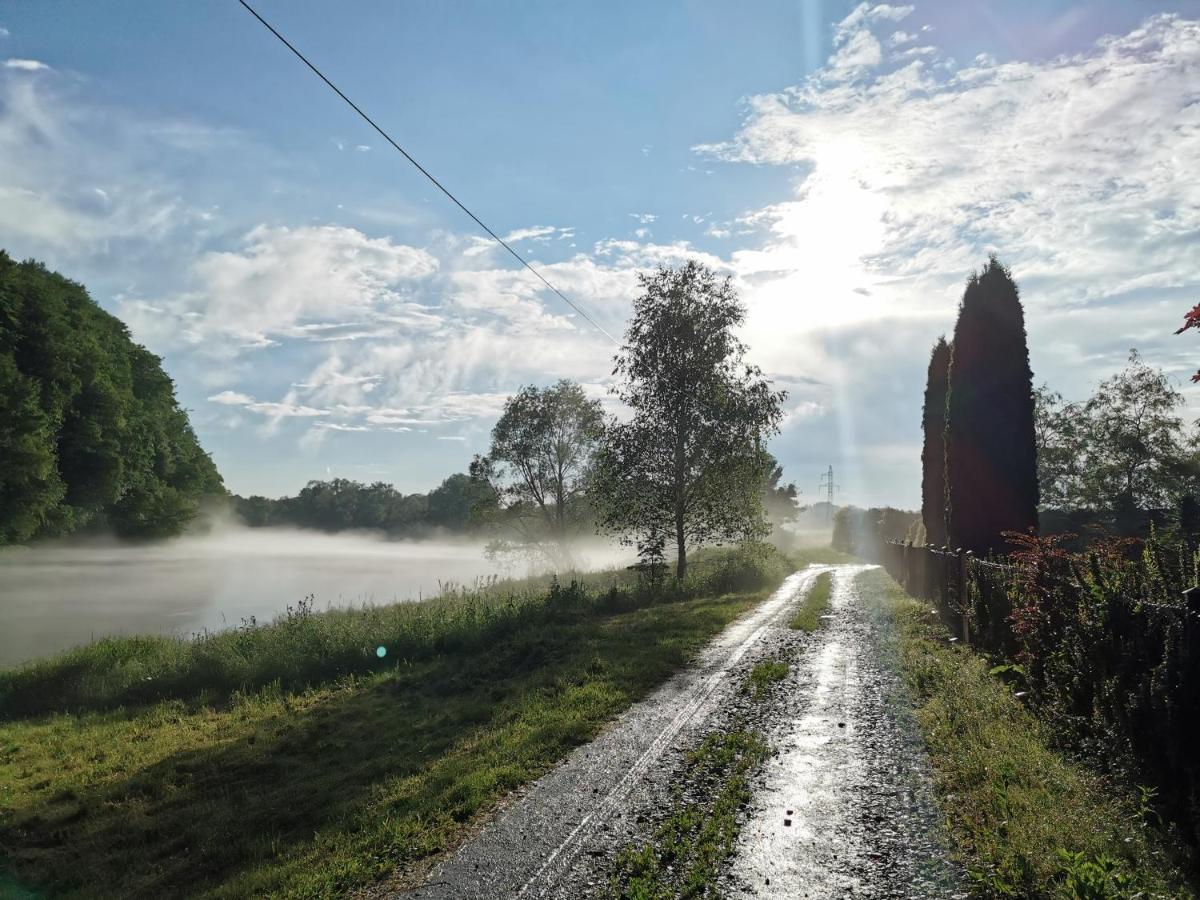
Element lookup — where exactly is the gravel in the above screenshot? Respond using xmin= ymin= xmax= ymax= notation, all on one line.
xmin=398 ymin=565 xmax=966 ymax=900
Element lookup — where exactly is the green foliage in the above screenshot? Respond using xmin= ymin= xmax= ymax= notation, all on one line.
xmin=594 ymin=261 xmax=785 ymax=578
xmin=0 ymin=251 xmax=222 ymax=543
xmin=979 ymin=531 xmax=1200 ymax=850
xmin=747 ymin=659 xmax=789 ymax=699
xmin=921 ymin=336 xmax=951 ymax=547
xmin=945 ymin=257 xmax=1039 ymax=555
xmin=0 ymin=552 xmax=787 ymax=899
xmin=761 ymin=450 xmax=800 ymax=530
xmin=232 ymin=472 xmax=494 ymax=535
xmin=864 ymin=568 xmax=1190 ymax=899
xmin=607 ymin=729 xmax=769 ymax=900
xmin=790 ymin=570 xmax=833 ymax=632
xmin=470 ymin=379 xmax=604 ymax=559
xmin=1036 ymin=352 xmax=1196 ymax=518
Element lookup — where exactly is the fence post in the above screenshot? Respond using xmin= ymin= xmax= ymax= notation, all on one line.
xmin=1183 ymin=586 xmax=1200 ymax=618
xmin=961 ymin=550 xmax=973 ymax=644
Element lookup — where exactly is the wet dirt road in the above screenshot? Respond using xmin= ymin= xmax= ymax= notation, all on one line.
xmin=722 ymin=566 xmax=963 ymax=898
xmin=397 ymin=565 xmax=961 ymax=899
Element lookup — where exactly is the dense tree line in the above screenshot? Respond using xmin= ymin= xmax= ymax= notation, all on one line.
xmin=233 ymin=473 xmax=495 ymax=535
xmin=0 ymin=252 xmax=223 ymax=543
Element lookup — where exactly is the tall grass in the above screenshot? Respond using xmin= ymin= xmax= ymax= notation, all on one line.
xmin=0 ymin=543 xmax=792 ymax=720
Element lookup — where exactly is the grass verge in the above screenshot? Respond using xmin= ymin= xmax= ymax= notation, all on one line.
xmin=860 ymin=567 xmax=1193 ymax=899
xmin=789 ymin=570 xmax=833 ymax=632
xmin=606 ymin=728 xmax=768 ymax=900
xmin=0 ymin=549 xmax=791 ymax=899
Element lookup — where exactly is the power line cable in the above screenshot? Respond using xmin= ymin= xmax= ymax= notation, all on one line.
xmin=236 ymin=0 xmax=619 ymax=345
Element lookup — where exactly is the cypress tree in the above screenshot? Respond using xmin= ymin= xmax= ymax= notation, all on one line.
xmin=945 ymin=257 xmax=1039 ymax=555
xmin=920 ymin=336 xmax=951 ymax=547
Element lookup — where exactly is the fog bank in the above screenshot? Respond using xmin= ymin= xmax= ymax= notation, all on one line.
xmin=0 ymin=526 xmax=633 ymax=668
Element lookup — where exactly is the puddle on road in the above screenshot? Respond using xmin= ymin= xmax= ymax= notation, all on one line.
xmin=729 ymin=569 xmax=866 ymax=897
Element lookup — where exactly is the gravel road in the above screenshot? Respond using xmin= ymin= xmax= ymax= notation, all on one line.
xmin=398 ymin=564 xmax=963 ymax=899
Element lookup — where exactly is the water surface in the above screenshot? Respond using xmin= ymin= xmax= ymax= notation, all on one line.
xmin=0 ymin=528 xmax=505 ymax=668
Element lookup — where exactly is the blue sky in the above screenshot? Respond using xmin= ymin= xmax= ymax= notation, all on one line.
xmin=3 ymin=1 xmax=1200 ymax=508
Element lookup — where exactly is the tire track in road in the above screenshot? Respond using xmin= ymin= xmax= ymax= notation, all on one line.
xmin=400 ymin=567 xmax=827 ymax=900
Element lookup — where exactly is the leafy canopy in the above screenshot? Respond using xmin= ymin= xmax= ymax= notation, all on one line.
xmin=0 ymin=252 xmax=223 ymax=543
xmin=470 ymin=379 xmax=604 ymax=562
xmin=1036 ymin=350 xmax=1196 ymax=513
xmin=594 ymin=261 xmax=785 ymax=578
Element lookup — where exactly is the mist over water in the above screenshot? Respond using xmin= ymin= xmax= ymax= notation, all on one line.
xmin=0 ymin=526 xmax=632 ymax=668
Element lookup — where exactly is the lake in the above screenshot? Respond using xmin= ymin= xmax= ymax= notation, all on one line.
xmin=0 ymin=528 xmax=513 ymax=668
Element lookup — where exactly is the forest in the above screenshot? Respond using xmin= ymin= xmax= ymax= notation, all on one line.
xmin=0 ymin=252 xmax=223 ymax=543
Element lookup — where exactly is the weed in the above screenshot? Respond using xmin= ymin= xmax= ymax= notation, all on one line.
xmin=789 ymin=570 xmax=833 ymax=632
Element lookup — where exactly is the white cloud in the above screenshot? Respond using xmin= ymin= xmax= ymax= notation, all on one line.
xmin=208 ymin=390 xmax=254 ymax=406
xmin=124 ymin=225 xmax=438 ymax=349
xmin=501 ymin=224 xmax=573 ymax=243
xmin=3 ymin=59 xmax=49 ymax=71
xmin=680 ymin=10 xmax=1200 ymax=505
xmin=0 ymin=28 xmax=12 ymax=39
xmin=206 ymin=390 xmax=327 ymax=418
xmin=629 ymin=212 xmax=657 ymax=224
xmin=699 ymin=13 xmax=1200 ymax=329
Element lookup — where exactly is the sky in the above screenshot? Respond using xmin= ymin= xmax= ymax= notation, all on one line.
xmin=2 ymin=0 xmax=1200 ymax=509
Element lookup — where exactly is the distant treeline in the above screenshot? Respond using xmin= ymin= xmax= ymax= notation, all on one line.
xmin=232 ymin=474 xmax=495 ymax=535
xmin=831 ymin=506 xmax=920 ymax=558
xmin=0 ymin=253 xmax=223 ymax=544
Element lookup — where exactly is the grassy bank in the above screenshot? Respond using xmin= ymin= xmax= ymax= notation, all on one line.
xmin=861 ymin=567 xmax=1192 ymax=898
xmin=0 ymin=546 xmax=791 ymax=899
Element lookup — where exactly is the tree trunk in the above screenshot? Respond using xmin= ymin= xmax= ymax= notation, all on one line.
xmin=675 ymin=516 xmax=687 ymax=580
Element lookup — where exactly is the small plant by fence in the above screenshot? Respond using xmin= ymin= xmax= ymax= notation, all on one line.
xmin=878 ymin=536 xmax=1200 ymax=851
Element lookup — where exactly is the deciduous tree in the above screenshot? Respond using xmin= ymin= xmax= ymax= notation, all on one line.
xmin=470 ymin=380 xmax=603 ymax=561
xmin=593 ymin=262 xmax=785 ymax=578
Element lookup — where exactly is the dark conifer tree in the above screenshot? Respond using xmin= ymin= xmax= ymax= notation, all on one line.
xmin=920 ymin=337 xmax=951 ymax=547
xmin=945 ymin=257 xmax=1039 ymax=555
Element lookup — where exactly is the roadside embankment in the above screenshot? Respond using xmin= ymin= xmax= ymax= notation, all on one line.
xmin=0 ymin=545 xmax=790 ymax=899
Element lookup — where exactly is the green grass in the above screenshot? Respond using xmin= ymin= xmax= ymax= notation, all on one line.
xmin=789 ymin=570 xmax=834 ymax=632
xmin=607 ymin=728 xmax=768 ymax=900
xmin=0 ymin=550 xmax=792 ymax=899
xmin=860 ymin=567 xmax=1193 ymax=899
xmin=746 ymin=660 xmax=789 ymax=700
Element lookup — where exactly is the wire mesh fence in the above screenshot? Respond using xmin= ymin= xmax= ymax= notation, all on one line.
xmin=877 ymin=538 xmax=1200 ymax=848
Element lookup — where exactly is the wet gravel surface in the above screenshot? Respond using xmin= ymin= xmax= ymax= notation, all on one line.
xmin=722 ymin=566 xmax=965 ymax=899
xmin=398 ymin=565 xmax=965 ymax=899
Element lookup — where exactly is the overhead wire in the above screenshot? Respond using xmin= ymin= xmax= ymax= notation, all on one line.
xmin=236 ymin=0 xmax=619 ymax=345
